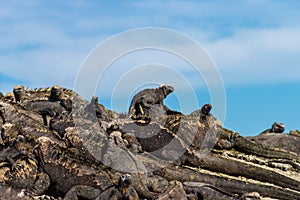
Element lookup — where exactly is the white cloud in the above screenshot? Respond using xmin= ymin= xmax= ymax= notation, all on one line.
xmin=0 ymin=2 xmax=113 ymax=93
xmin=205 ymin=28 xmax=300 ymax=85
xmin=1 ymin=0 xmax=300 ymax=96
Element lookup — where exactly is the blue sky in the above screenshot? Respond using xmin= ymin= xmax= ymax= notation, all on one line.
xmin=0 ymin=0 xmax=300 ymax=136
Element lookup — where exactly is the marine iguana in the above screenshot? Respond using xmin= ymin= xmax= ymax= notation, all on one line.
xmin=128 ymin=84 xmax=174 ymax=119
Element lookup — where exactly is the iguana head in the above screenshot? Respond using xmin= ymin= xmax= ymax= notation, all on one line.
xmin=91 ymin=96 xmax=98 ymax=104
xmin=118 ymin=174 xmax=132 ymax=189
xmin=159 ymin=84 xmax=174 ymax=97
xmin=13 ymin=85 xmax=25 ymax=102
xmin=271 ymin=122 xmax=285 ymax=133
xmin=201 ymin=103 xmax=212 ymax=115
xmin=50 ymin=85 xmax=62 ymax=101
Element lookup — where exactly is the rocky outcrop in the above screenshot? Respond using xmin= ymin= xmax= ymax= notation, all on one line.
xmin=0 ymin=85 xmax=299 ymax=200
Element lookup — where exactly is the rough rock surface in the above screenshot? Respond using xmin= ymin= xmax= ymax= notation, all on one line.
xmin=0 ymin=85 xmax=299 ymax=200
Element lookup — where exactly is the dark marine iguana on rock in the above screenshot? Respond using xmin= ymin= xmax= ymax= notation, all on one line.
xmin=260 ymin=122 xmax=285 ymax=134
xmin=0 ymin=85 xmax=299 ymax=200
xmin=128 ymin=84 xmax=174 ymax=120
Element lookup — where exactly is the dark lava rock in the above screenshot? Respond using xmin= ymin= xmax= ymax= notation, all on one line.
xmin=0 ymin=85 xmax=299 ymax=200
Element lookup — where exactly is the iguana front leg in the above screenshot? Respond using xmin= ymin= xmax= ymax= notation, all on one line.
xmin=139 ymin=104 xmax=144 ymax=116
